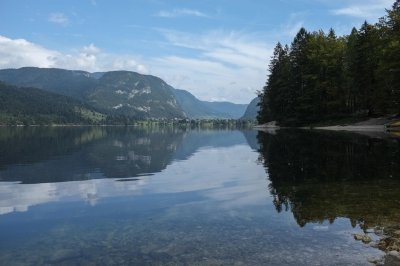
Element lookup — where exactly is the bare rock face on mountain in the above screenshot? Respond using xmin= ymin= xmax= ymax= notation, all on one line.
xmin=87 ymin=71 xmax=185 ymax=119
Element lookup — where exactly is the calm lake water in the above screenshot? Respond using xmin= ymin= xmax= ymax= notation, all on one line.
xmin=0 ymin=127 xmax=399 ymax=265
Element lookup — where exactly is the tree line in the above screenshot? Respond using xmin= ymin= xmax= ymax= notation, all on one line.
xmin=258 ymin=2 xmax=400 ymax=126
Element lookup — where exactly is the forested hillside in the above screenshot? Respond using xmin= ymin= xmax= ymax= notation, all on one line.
xmin=0 ymin=82 xmax=105 ymax=125
xmin=0 ymin=67 xmax=98 ymax=100
xmin=258 ymin=2 xmax=400 ymax=126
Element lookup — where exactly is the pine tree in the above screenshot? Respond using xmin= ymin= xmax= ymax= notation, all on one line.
xmin=378 ymin=2 xmax=400 ymax=113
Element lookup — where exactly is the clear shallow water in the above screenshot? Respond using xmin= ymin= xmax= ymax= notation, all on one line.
xmin=0 ymin=127 xmax=399 ymax=265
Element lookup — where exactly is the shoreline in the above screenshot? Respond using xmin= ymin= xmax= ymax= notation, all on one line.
xmin=254 ymin=117 xmax=400 ymax=136
xmin=312 ymin=125 xmax=386 ymax=132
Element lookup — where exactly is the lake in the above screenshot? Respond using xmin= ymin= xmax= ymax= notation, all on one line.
xmin=0 ymin=127 xmax=399 ymax=265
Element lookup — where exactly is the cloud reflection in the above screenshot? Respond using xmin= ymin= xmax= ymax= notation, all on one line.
xmin=0 ymin=144 xmax=268 ymax=216
xmin=0 ymin=178 xmax=147 ymax=215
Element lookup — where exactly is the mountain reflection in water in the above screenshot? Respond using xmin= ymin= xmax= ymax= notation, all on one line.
xmin=0 ymin=127 xmax=251 ymax=215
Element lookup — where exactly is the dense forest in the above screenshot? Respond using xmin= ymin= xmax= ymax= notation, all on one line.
xmin=0 ymin=82 xmax=106 ymax=125
xmin=258 ymin=2 xmax=400 ymax=126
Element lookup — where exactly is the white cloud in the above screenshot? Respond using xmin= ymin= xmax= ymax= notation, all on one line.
xmin=151 ymin=55 xmax=264 ymax=103
xmin=48 ymin=12 xmax=69 ymax=26
xmin=0 ymin=35 xmax=148 ymax=74
xmin=156 ymin=8 xmax=207 ymax=18
xmin=0 ymin=35 xmax=58 ymax=68
xmin=332 ymin=0 xmax=393 ymax=19
xmin=159 ymin=29 xmax=273 ymax=65
xmin=149 ymin=30 xmax=272 ymax=103
xmin=81 ymin=43 xmax=101 ymax=55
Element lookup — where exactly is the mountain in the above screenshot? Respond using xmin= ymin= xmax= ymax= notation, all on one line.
xmin=88 ymin=71 xmax=185 ymax=119
xmin=173 ymin=89 xmax=230 ymax=118
xmin=173 ymin=89 xmax=247 ymax=119
xmin=0 ymin=82 xmax=105 ymax=125
xmin=0 ymin=67 xmax=247 ymax=120
xmin=241 ymin=97 xmax=260 ymax=119
xmin=202 ymin=101 xmax=248 ymax=119
xmin=0 ymin=68 xmax=185 ymax=119
xmin=0 ymin=67 xmax=97 ymax=100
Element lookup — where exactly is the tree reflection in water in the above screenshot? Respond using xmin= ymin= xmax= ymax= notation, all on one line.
xmin=256 ymin=129 xmax=400 ymax=261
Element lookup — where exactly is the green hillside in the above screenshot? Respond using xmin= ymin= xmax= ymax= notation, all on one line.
xmin=0 ymin=67 xmax=98 ymax=100
xmin=0 ymin=82 xmax=105 ymax=125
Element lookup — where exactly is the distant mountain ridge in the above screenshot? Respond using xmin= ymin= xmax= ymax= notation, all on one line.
xmin=173 ymin=89 xmax=247 ymax=119
xmin=241 ymin=97 xmax=260 ymax=119
xmin=0 ymin=67 xmax=248 ymax=120
xmin=0 ymin=67 xmax=97 ymax=100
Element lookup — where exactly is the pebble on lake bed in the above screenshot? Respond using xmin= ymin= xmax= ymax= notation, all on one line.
xmin=353 ymin=234 xmax=372 ymax=244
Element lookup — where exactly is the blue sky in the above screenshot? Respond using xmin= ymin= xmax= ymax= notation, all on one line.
xmin=0 ymin=0 xmax=394 ymax=103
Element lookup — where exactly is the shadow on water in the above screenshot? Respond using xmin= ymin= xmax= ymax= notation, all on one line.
xmin=256 ymin=129 xmax=400 ymax=263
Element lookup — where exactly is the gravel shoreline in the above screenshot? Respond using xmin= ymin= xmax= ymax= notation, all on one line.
xmin=255 ymin=117 xmax=400 ymax=133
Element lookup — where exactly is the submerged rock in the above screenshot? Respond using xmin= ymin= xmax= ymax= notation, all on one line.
xmin=354 ymin=234 xmax=372 ymax=244
xmin=384 ymin=252 xmax=400 ymax=266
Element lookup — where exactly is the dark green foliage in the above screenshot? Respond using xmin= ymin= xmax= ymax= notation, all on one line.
xmin=258 ymin=43 xmax=292 ymax=124
xmin=0 ymin=82 xmax=106 ymax=125
xmin=258 ymin=3 xmax=400 ymax=125
xmin=376 ymin=2 xmax=400 ymax=114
